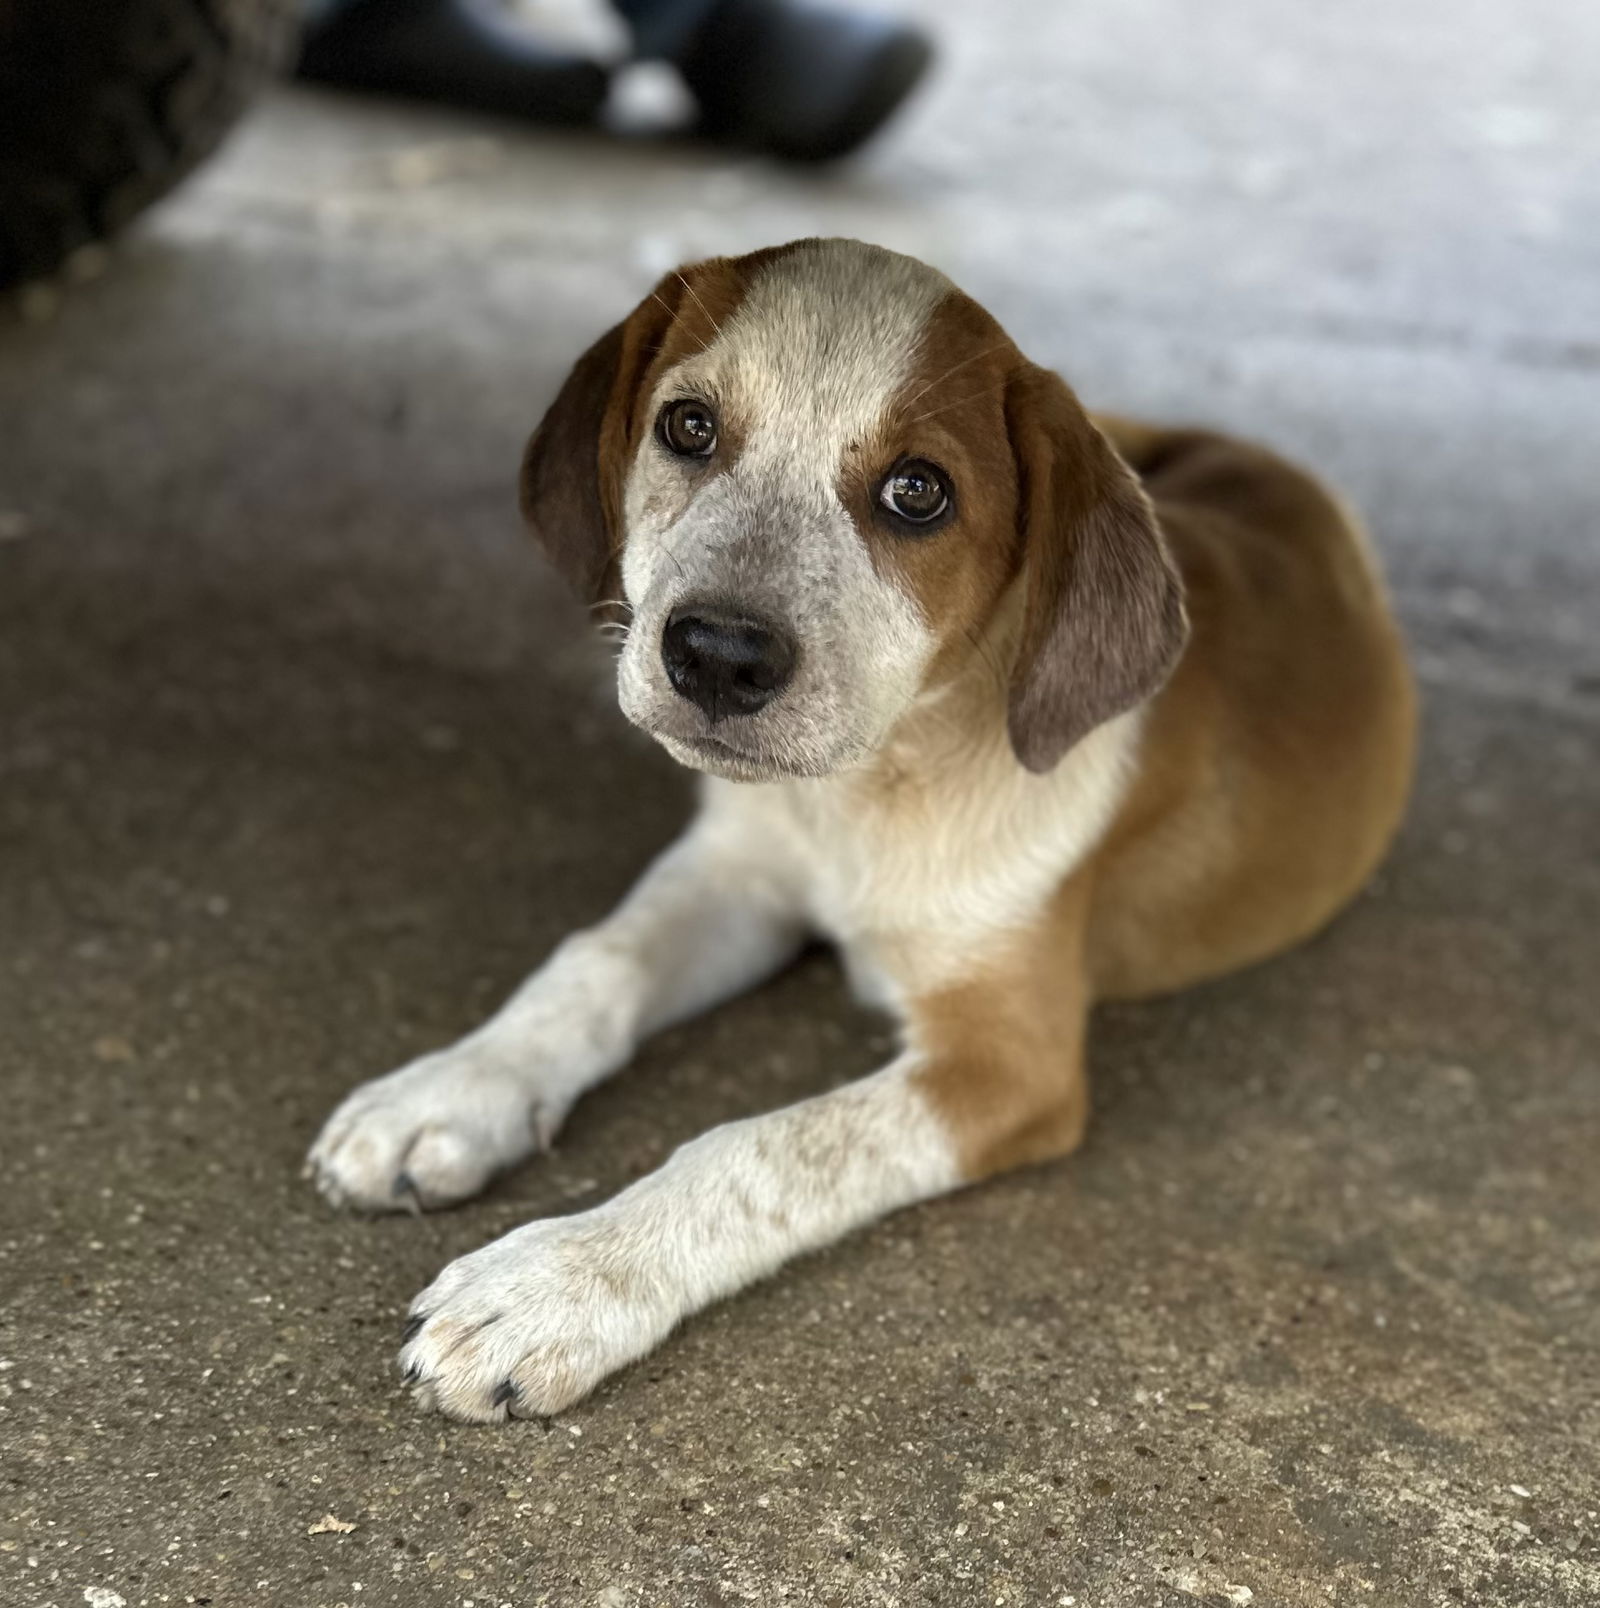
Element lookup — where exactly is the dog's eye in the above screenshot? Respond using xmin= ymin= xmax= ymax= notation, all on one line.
xmin=658 ymin=399 xmax=718 ymax=458
xmin=879 ymin=461 xmax=951 ymax=526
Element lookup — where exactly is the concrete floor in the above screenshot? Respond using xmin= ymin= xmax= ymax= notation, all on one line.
xmin=2 ymin=0 xmax=1597 ymax=1603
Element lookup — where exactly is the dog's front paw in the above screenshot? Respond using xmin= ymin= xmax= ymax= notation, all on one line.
xmin=307 ymin=1046 xmax=571 ymax=1213
xmin=400 ymin=1211 xmax=671 ymax=1422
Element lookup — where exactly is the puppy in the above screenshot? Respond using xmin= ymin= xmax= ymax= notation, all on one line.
xmin=308 ymin=238 xmax=1416 ymax=1423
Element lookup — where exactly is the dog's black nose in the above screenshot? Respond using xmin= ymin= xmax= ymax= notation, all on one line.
xmin=662 ymin=606 xmax=797 ymax=722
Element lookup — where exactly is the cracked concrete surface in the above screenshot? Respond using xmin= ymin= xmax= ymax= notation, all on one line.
xmin=1 ymin=0 xmax=1597 ymax=1603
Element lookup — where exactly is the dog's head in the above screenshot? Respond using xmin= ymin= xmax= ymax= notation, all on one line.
xmin=521 ymin=239 xmax=1186 ymax=781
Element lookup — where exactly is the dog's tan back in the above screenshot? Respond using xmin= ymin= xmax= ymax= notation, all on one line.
xmin=1088 ymin=421 xmax=1417 ymax=999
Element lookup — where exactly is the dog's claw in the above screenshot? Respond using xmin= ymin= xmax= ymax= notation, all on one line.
xmin=401 ymin=1312 xmax=427 ymax=1344
xmin=491 ymin=1379 xmax=518 ymax=1408
xmin=305 ymin=1159 xmax=345 ymax=1211
xmin=392 ymin=1171 xmax=425 ymax=1216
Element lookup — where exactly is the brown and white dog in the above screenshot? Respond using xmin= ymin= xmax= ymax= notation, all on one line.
xmin=307 ymin=238 xmax=1416 ymax=1423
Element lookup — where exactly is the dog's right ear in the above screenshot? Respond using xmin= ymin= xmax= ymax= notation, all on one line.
xmin=518 ymin=279 xmax=682 ymax=603
xmin=1005 ymin=362 xmax=1188 ymax=772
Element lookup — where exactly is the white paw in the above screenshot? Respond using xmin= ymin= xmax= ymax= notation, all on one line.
xmin=306 ymin=1043 xmax=571 ymax=1212
xmin=400 ymin=1210 xmax=673 ymax=1422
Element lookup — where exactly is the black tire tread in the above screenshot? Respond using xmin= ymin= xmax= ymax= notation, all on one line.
xmin=0 ymin=0 xmax=299 ymax=288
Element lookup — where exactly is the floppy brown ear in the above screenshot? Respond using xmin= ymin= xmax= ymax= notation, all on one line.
xmin=518 ymin=277 xmax=682 ymax=603
xmin=1005 ymin=363 xmax=1188 ymax=772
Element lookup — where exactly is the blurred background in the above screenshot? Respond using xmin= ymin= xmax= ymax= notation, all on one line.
xmin=2 ymin=3 xmax=1597 ymax=1605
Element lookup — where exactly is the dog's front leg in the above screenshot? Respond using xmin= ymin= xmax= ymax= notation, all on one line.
xmin=400 ymin=917 xmax=1092 ymax=1422
xmin=307 ymin=805 xmax=807 ymax=1212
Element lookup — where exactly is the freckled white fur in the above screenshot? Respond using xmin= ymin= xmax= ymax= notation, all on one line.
xmin=400 ymin=1055 xmax=957 ymax=1419
xmin=307 ymin=240 xmax=1145 ymax=1422
xmin=307 ymin=807 xmax=811 ymax=1212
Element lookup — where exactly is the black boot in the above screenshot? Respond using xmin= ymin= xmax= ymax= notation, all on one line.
xmin=672 ymin=0 xmax=932 ymax=161
xmin=296 ymin=0 xmax=610 ymax=126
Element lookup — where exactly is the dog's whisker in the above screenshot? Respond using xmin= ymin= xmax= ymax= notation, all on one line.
xmin=907 ymin=381 xmax=1009 ymax=426
xmin=652 ymin=289 xmax=711 ymax=354
xmin=660 ymin=537 xmax=693 ymax=589
xmin=675 ymin=270 xmax=725 ymax=347
xmin=960 ymin=622 xmax=1010 ymax=700
xmin=898 ymin=341 xmax=1012 ymax=414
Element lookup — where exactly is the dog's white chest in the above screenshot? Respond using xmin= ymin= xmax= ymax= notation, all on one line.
xmin=700 ymin=709 xmax=1142 ymax=1004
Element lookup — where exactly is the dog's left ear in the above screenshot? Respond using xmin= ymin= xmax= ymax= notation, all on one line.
xmin=1005 ymin=363 xmax=1189 ymax=772
xmin=518 ymin=275 xmax=683 ymax=603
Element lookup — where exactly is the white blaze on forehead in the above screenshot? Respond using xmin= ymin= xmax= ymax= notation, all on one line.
xmin=701 ymin=241 xmax=952 ymax=471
